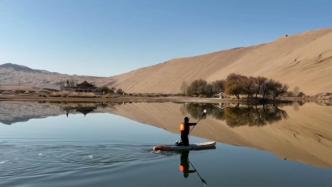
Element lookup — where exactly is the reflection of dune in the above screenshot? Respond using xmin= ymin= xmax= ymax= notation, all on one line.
xmin=110 ymin=102 xmax=332 ymax=168
xmin=0 ymin=102 xmax=63 ymax=124
xmin=0 ymin=102 xmax=104 ymax=124
xmin=1 ymin=101 xmax=331 ymax=168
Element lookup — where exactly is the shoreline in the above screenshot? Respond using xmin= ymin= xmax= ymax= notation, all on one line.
xmin=0 ymin=94 xmax=303 ymax=104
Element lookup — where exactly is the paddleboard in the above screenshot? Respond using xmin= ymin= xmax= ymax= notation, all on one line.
xmin=153 ymin=141 xmax=216 ymax=152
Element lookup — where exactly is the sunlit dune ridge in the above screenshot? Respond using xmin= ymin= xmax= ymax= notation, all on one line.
xmin=112 ymin=29 xmax=332 ymax=95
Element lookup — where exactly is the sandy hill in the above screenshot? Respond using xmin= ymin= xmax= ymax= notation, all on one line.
xmin=2 ymin=29 xmax=332 ymax=94
xmin=111 ymin=29 xmax=332 ymax=95
xmin=0 ymin=63 xmax=110 ymax=90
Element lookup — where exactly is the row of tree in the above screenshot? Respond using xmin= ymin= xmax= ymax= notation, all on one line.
xmin=97 ymin=86 xmax=125 ymax=95
xmin=182 ymin=73 xmax=290 ymax=100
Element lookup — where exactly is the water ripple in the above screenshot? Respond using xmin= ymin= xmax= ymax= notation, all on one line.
xmin=0 ymin=143 xmax=165 ymax=179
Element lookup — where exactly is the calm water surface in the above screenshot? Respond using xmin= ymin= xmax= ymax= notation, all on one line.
xmin=0 ymin=101 xmax=331 ymax=187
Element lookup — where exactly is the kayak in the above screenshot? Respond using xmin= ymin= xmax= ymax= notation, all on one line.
xmin=153 ymin=141 xmax=216 ymax=152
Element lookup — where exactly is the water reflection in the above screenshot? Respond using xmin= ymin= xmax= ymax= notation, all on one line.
xmin=1 ymin=101 xmax=332 ymax=169
xmin=179 ymin=151 xmax=195 ymax=178
xmin=0 ymin=102 xmax=111 ymax=124
xmin=184 ymin=103 xmax=288 ymax=127
xmin=0 ymin=101 xmax=288 ymax=127
xmin=62 ymin=104 xmax=98 ymax=116
xmin=178 ymin=150 xmax=208 ymax=186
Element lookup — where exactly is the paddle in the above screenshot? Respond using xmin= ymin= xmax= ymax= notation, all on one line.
xmin=189 ymin=109 xmax=207 ymax=134
xmin=190 ymin=160 xmax=207 ymax=187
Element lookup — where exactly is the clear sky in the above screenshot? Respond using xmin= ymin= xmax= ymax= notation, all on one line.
xmin=0 ymin=0 xmax=331 ymax=76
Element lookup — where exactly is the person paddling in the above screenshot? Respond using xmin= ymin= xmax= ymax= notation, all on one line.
xmin=177 ymin=117 xmax=197 ymax=146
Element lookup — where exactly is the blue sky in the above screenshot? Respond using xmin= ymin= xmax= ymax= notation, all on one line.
xmin=0 ymin=0 xmax=331 ymax=76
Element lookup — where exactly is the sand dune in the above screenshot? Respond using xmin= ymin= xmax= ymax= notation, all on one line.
xmin=112 ymin=29 xmax=332 ymax=95
xmin=2 ymin=29 xmax=332 ymax=95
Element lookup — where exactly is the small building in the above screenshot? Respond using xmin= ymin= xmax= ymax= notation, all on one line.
xmin=75 ymin=81 xmax=97 ymax=92
xmin=213 ymin=92 xmax=225 ymax=99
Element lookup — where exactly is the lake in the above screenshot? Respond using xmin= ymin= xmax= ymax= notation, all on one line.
xmin=0 ymin=101 xmax=331 ymax=187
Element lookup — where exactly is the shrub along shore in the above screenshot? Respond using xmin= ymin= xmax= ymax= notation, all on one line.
xmin=182 ymin=73 xmax=305 ymax=102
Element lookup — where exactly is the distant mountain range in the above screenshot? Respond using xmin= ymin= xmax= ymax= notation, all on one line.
xmin=0 ymin=63 xmax=112 ymax=90
xmin=1 ymin=28 xmax=332 ymax=94
xmin=0 ymin=63 xmax=47 ymax=73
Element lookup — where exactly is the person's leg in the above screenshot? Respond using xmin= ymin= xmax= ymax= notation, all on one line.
xmin=180 ymin=134 xmax=189 ymax=146
xmin=180 ymin=134 xmax=185 ymax=145
xmin=183 ymin=135 xmax=189 ymax=146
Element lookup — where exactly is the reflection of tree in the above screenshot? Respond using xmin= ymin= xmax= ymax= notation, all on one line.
xmin=185 ymin=103 xmax=288 ymax=127
xmin=62 ymin=104 xmax=98 ymax=116
xmin=184 ymin=103 xmax=213 ymax=120
xmin=60 ymin=101 xmax=146 ymax=117
xmin=224 ymin=105 xmax=288 ymax=127
xmin=75 ymin=107 xmax=96 ymax=116
xmin=209 ymin=106 xmax=225 ymax=120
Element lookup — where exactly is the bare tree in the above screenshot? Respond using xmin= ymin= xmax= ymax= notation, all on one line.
xmin=242 ymin=76 xmax=257 ymax=99
xmin=225 ymin=73 xmax=246 ymax=99
xmin=211 ymin=80 xmax=225 ymax=94
xmin=187 ymin=79 xmax=208 ymax=96
xmin=254 ymin=76 xmax=267 ymax=98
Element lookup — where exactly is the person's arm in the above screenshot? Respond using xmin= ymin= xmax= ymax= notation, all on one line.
xmin=188 ymin=122 xmax=197 ymax=126
xmin=188 ymin=169 xmax=196 ymax=173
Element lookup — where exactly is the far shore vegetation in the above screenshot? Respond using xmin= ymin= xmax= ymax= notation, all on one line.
xmin=181 ymin=73 xmax=305 ymax=102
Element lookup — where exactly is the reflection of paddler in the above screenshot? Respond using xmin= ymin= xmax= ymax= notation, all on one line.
xmin=179 ymin=151 xmax=196 ymax=178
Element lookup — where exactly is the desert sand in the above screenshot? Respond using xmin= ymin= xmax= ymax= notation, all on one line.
xmin=112 ymin=29 xmax=332 ymax=95
xmin=1 ymin=29 xmax=331 ymax=95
